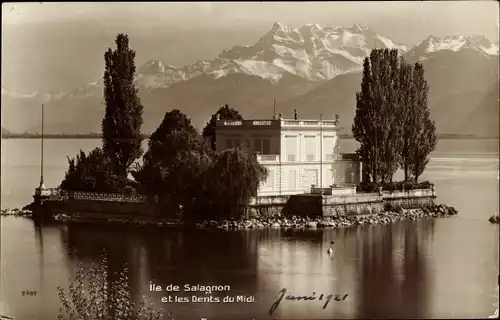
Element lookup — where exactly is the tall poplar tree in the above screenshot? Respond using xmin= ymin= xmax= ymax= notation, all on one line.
xmin=398 ymin=58 xmax=416 ymax=181
xmin=353 ymin=50 xmax=436 ymax=186
xmin=353 ymin=55 xmax=379 ymax=183
xmin=102 ymin=33 xmax=144 ymax=178
xmin=378 ymin=49 xmax=403 ymax=182
xmin=408 ymin=63 xmax=437 ymax=182
xmin=353 ymin=49 xmax=402 ymax=183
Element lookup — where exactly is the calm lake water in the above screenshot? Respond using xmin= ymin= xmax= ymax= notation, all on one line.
xmin=1 ymin=138 xmax=499 ymax=320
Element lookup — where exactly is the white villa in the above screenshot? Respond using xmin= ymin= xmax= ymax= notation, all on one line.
xmin=215 ymin=112 xmax=362 ymax=197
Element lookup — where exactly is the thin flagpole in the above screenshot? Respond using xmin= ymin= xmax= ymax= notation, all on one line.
xmin=40 ymin=104 xmax=44 ymax=188
xmin=320 ymin=114 xmax=323 ymax=189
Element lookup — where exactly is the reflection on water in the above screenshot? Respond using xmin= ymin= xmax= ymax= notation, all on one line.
xmin=1 ymin=138 xmax=499 ymax=319
xmin=1 ymin=211 xmax=498 ymax=320
xmin=357 ymin=221 xmax=434 ymax=319
xmin=47 ymin=222 xmax=437 ymax=319
xmin=59 ymin=223 xmax=264 ymax=320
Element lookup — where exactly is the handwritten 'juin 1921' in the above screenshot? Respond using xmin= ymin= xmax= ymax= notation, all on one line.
xmin=269 ymin=288 xmax=348 ymax=315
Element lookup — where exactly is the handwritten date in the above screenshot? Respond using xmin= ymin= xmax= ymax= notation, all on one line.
xmin=270 ymin=288 xmax=348 ymax=315
xmin=21 ymin=290 xmax=37 ymax=296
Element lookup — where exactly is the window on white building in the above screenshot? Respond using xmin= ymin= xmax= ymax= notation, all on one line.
xmin=253 ymin=138 xmax=271 ymax=154
xmin=254 ymin=139 xmax=262 ymax=153
xmin=302 ymin=169 xmax=318 ymax=189
xmin=323 ymin=136 xmax=335 ymax=161
xmin=285 ymin=135 xmax=297 ymax=162
xmin=324 ymin=168 xmax=334 ymax=186
xmin=263 ymin=170 xmax=275 ymax=189
xmin=263 ymin=139 xmax=271 ymax=154
xmin=305 ymin=135 xmax=316 ymax=161
xmin=288 ymin=169 xmax=297 ymax=190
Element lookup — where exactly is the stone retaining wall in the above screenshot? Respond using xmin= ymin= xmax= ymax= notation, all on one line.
xmin=33 ymin=188 xmax=436 ymax=220
xmin=248 ymin=188 xmax=436 ymax=217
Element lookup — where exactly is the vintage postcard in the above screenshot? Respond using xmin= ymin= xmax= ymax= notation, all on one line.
xmin=1 ymin=2 xmax=499 ymax=319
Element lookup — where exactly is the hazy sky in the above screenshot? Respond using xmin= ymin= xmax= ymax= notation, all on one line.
xmin=2 ymin=1 xmax=499 ymax=94
xmin=3 ymin=1 xmax=499 ymax=43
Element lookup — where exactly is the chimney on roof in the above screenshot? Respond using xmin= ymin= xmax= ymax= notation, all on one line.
xmin=335 ymin=114 xmax=339 ymax=124
xmin=294 ymin=109 xmax=298 ymax=120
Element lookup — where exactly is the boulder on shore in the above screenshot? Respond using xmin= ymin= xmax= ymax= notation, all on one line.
xmin=183 ymin=203 xmax=458 ymax=230
xmin=489 ymin=214 xmax=499 ymax=224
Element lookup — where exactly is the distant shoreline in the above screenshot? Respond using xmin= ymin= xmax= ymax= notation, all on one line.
xmin=1 ymin=133 xmax=498 ymax=140
xmin=1 ymin=133 xmax=152 ymax=139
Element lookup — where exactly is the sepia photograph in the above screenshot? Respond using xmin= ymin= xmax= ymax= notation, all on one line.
xmin=1 ymin=2 xmax=499 ymax=319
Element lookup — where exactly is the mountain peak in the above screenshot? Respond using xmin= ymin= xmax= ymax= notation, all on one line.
xmin=332 ymin=23 xmax=370 ymax=34
xmin=409 ymin=34 xmax=498 ymax=58
xmin=271 ymin=22 xmax=288 ymax=32
xmin=301 ymin=23 xmax=322 ymax=31
xmin=466 ymin=35 xmax=493 ymax=47
xmin=423 ymin=34 xmax=437 ymax=42
xmin=138 ymin=59 xmax=178 ymax=74
xmin=351 ymin=23 xmax=369 ymax=32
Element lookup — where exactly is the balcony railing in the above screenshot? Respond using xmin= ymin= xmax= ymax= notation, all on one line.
xmin=280 ymin=119 xmax=338 ymax=129
xmin=256 ymin=154 xmax=280 ymax=163
xmin=216 ymin=118 xmax=338 ymax=129
xmin=69 ymin=191 xmax=149 ymax=203
xmin=256 ymin=154 xmax=343 ymax=164
xmin=222 ymin=120 xmax=243 ymax=126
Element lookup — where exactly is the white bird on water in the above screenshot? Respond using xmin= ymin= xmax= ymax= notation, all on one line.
xmin=327 ymin=241 xmax=334 ymax=254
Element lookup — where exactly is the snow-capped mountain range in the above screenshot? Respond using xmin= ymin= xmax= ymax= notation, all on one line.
xmin=406 ymin=34 xmax=499 ymax=60
xmin=136 ymin=22 xmax=408 ymax=88
xmin=3 ymin=22 xmax=497 ymax=100
xmin=2 ymin=22 xmax=499 ymax=137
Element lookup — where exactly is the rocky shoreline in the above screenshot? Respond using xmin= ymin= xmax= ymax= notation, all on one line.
xmin=489 ymin=214 xmax=499 ymax=224
xmin=1 ymin=208 xmax=33 ymax=216
xmin=2 ymin=204 xmax=459 ymax=229
xmin=194 ymin=204 xmax=458 ymax=229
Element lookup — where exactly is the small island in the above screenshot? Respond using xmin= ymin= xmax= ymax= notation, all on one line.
xmin=9 ymin=34 xmax=459 ymax=227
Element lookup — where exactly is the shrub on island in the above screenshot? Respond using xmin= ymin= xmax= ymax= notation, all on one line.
xmin=356 ymin=180 xmax=434 ymax=193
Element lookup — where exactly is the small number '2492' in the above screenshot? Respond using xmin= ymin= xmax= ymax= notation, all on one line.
xmin=22 ymin=290 xmax=37 ymax=296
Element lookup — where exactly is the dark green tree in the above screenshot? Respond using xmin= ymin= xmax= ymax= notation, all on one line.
xmin=207 ymin=149 xmax=268 ymax=218
xmin=354 ymin=49 xmax=422 ymax=184
xmin=148 ymin=109 xmax=198 ymax=146
xmin=398 ymin=58 xmax=416 ymax=181
xmin=378 ymin=49 xmax=403 ymax=182
xmin=353 ymin=54 xmax=382 ymax=183
xmin=60 ymin=148 xmax=130 ymax=193
xmin=408 ymin=63 xmax=437 ymax=182
xmin=202 ymin=104 xmax=244 ymax=151
xmin=134 ymin=130 xmax=209 ymax=195
xmin=132 ymin=110 xmax=212 ymax=215
xmin=134 ymin=109 xmax=203 ymax=194
xmin=102 ymin=33 xmax=144 ymax=178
